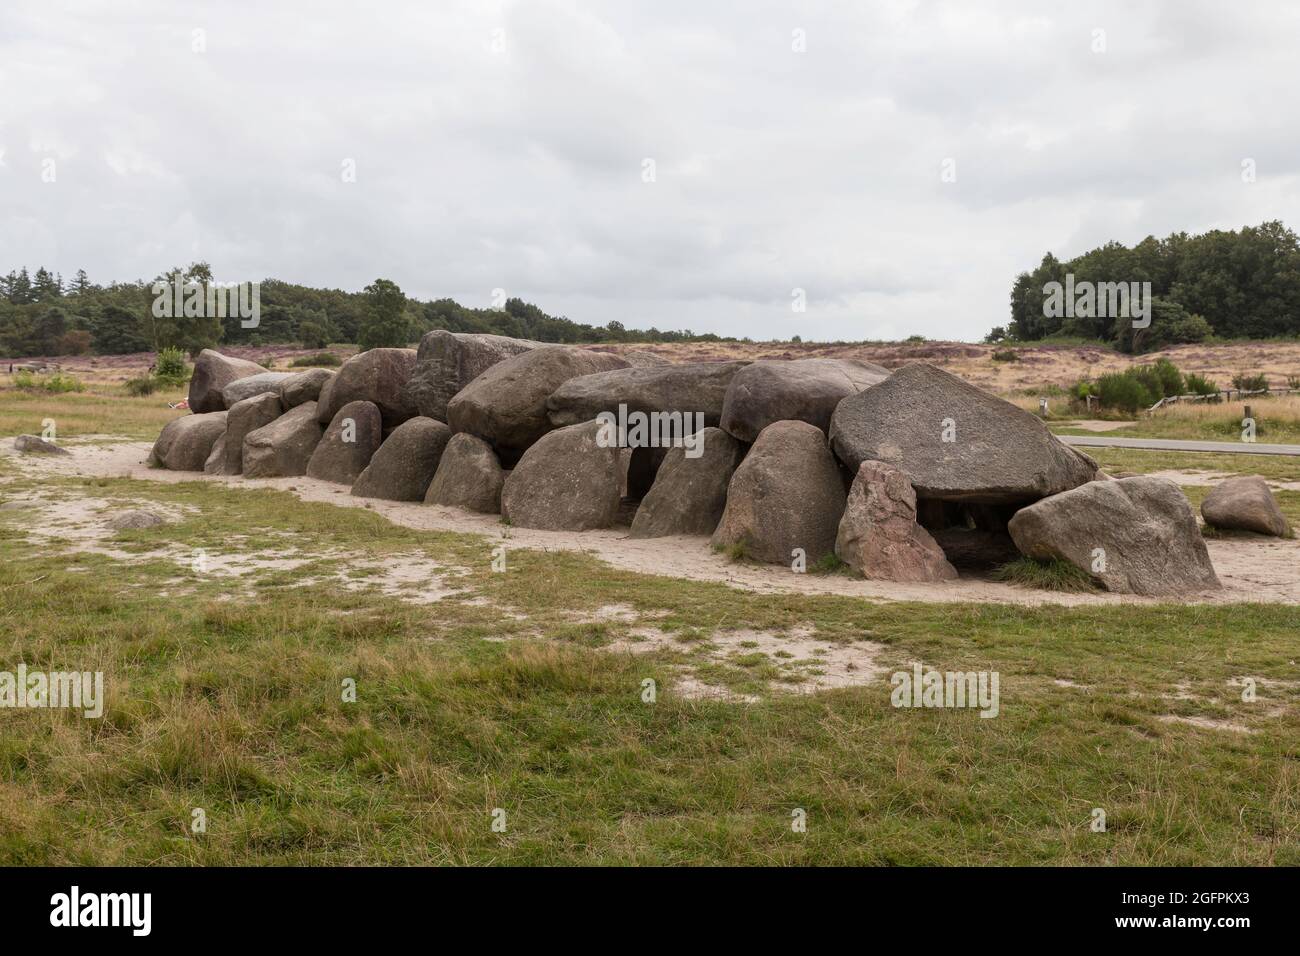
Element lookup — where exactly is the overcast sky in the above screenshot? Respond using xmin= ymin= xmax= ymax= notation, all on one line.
xmin=3 ymin=1 xmax=1298 ymax=342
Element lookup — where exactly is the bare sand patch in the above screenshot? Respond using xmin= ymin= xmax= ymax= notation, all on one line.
xmin=0 ymin=476 xmax=468 ymax=606
xmin=608 ymin=623 xmax=887 ymax=697
xmin=7 ymin=437 xmax=1300 ymax=606
xmin=1156 ymin=714 xmax=1254 ymax=734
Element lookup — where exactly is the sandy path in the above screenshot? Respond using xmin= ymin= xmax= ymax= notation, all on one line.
xmin=5 ymin=437 xmax=1299 ymax=607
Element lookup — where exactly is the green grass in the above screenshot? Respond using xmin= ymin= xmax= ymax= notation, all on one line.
xmin=1085 ymin=448 xmax=1300 ymax=483
xmin=991 ymin=557 xmax=1099 ymax=593
xmin=0 ymin=465 xmax=1298 ymax=865
xmin=0 ymin=383 xmax=186 ymax=441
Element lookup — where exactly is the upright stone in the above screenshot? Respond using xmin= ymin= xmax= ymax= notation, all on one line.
xmin=242 ymin=402 xmax=324 ymax=478
xmin=711 ymin=420 xmax=847 ymax=565
xmin=835 ymin=461 xmax=958 ymax=582
xmin=499 ymin=420 xmax=623 ymax=530
xmin=307 ymin=400 xmax=384 ymax=485
xmin=351 ymin=417 xmax=452 ymax=501
xmin=221 ymin=391 xmax=284 ymax=474
xmin=148 ymin=412 xmax=229 ymax=471
xmin=630 ymin=428 xmax=744 ymax=537
xmin=424 ymin=433 xmax=506 ymax=513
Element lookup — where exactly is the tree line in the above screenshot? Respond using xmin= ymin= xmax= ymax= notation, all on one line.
xmin=0 ymin=264 xmax=727 ymax=357
xmin=990 ymin=220 xmax=1300 ymax=352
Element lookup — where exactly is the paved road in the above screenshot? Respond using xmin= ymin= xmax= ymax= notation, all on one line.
xmin=1058 ymin=435 xmax=1300 ymax=456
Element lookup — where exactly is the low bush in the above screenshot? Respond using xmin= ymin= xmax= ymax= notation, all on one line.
xmin=12 ymin=370 xmax=86 ymax=393
xmin=154 ymin=347 xmax=189 ymax=385
xmin=991 ymin=348 xmax=1021 ymax=363
xmin=1232 ymin=372 xmax=1270 ymax=393
xmin=1150 ymin=357 xmax=1184 ymax=397
xmin=124 ymin=376 xmax=159 ymax=397
xmin=1091 ymin=371 xmax=1154 ymax=414
xmin=1185 ymin=373 xmax=1219 ymax=396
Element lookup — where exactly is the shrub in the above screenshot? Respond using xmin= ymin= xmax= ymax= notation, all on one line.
xmin=290 ymin=352 xmax=343 ymax=368
xmin=991 ymin=348 xmax=1021 ymax=363
xmin=1185 ymin=373 xmax=1219 ymax=396
xmin=125 ymin=376 xmax=159 ymax=397
xmin=47 ymin=373 xmax=85 ymax=393
xmin=12 ymin=371 xmax=86 ymax=393
xmin=1092 ymin=371 xmax=1154 ymax=413
xmin=154 ymin=347 xmax=189 ymax=385
xmin=1286 ymin=374 xmax=1300 ymax=390
xmin=1127 ymin=364 xmax=1166 ymax=403
xmin=1231 ymin=372 xmax=1269 ymax=393
xmin=1149 ymin=357 xmax=1184 ymax=397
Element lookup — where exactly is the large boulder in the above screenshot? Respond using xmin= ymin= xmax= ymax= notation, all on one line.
xmin=280 ymin=368 xmax=335 ymax=408
xmin=546 ymin=361 xmax=747 ymax=429
xmin=307 ymin=400 xmax=383 ymax=485
xmin=447 ymin=347 xmax=629 ymax=454
xmin=720 ymin=358 xmax=889 ymax=443
xmin=351 ymin=417 xmax=452 ymax=501
xmin=1201 ymin=477 xmax=1291 ymax=537
xmin=829 ymin=363 xmax=1097 ymax=504
xmin=499 ymin=420 xmax=623 ymax=530
xmin=242 ymin=402 xmax=323 ymax=479
xmin=835 ymin=461 xmax=957 ymax=582
xmin=424 ymin=433 xmax=506 ymax=513
xmin=317 ymin=348 xmax=418 ymax=429
xmin=13 ymin=435 xmax=69 ymax=455
xmin=188 ymin=349 xmax=264 ymax=414
xmin=221 ymin=372 xmax=292 ymax=409
xmin=405 ymin=331 xmax=539 ymax=422
xmin=630 ymin=428 xmax=744 ymax=537
xmin=215 ymin=391 xmax=284 ymax=475
xmin=1007 ymin=476 xmax=1220 ymax=595
xmin=148 ymin=412 xmax=228 ymax=471
xmin=711 ymin=420 xmax=847 ymax=566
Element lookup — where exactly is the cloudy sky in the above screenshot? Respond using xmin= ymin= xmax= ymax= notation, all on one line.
xmin=2 ymin=1 xmax=1298 ymax=342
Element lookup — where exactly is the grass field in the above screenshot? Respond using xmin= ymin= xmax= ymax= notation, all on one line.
xmin=0 ymin=380 xmax=186 ymax=441
xmin=1049 ymin=395 xmax=1300 ymax=445
xmin=1 ymin=388 xmax=1299 ymax=865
